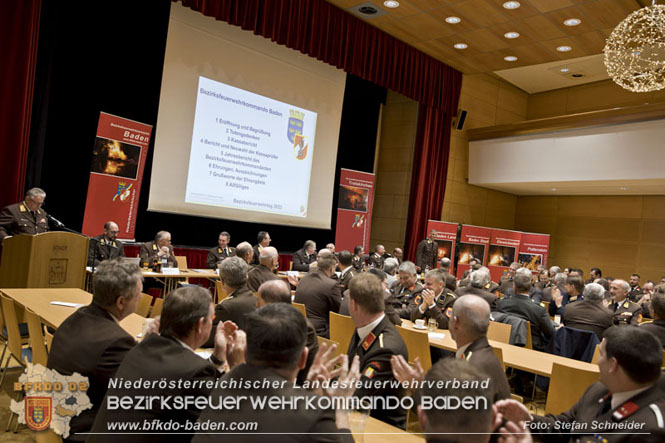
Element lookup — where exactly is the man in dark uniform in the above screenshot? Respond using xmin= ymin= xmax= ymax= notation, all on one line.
xmin=139 ymin=230 xmax=178 ymax=268
xmin=502 ymin=267 xmax=544 ymax=303
xmin=87 ymin=221 xmax=125 ymax=267
xmin=292 ymin=239 xmax=317 ymax=271
xmin=628 ymin=273 xmax=643 ymax=302
xmin=0 ymin=187 xmax=49 ymax=244
xmin=294 ymin=254 xmax=341 ymax=338
xmin=352 ymin=245 xmax=365 ymax=272
xmin=251 ymin=231 xmax=271 ymax=265
xmin=415 ymin=229 xmax=438 ymax=273
xmin=48 ymin=259 xmax=142 ymax=440
xmin=498 ymin=262 xmax=520 ymax=294
xmin=498 ymin=272 xmax=554 ymax=350
xmin=206 ymin=231 xmax=235 ymax=269
xmin=641 ymin=289 xmax=665 ymax=348
xmin=549 ymin=274 xmax=584 ymax=317
xmin=337 ymin=250 xmax=356 ymax=293
xmin=410 ymin=269 xmax=457 ymax=329
xmin=609 ymin=279 xmax=642 ymax=325
xmin=368 ymin=244 xmax=385 ymax=269
xmin=235 ymin=241 xmax=254 ymax=265
xmin=347 ymin=273 xmax=408 ymax=428
xmin=496 ymin=327 xmax=665 ymax=442
xmin=454 ymin=267 xmax=498 ymax=310
xmin=247 ymin=246 xmax=279 ymax=291
xmin=563 ymin=282 xmax=613 ymax=339
xmin=392 ymin=247 xmax=403 ymax=265
xmin=387 ymin=261 xmax=423 ymax=319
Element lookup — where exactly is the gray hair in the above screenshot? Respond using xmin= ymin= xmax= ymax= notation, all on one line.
xmin=26 ymin=187 xmax=46 ymax=198
xmin=398 ymin=260 xmax=417 ymax=275
xmin=317 ymin=248 xmax=334 ymax=259
xmin=453 ymin=294 xmax=490 ymax=338
xmin=470 ymin=269 xmax=490 ymax=289
xmin=553 ymin=272 xmax=567 ymax=285
xmin=317 ymin=255 xmax=337 ymax=272
xmin=583 ymin=283 xmax=605 ymax=302
xmin=235 ymin=241 xmax=253 ymax=260
xmin=440 ymin=257 xmax=451 ymax=268
xmin=160 ymin=286 xmax=212 ymax=340
xmin=549 ymin=266 xmax=561 ymax=275
xmin=515 ymin=267 xmax=532 ymax=278
xmin=92 ymin=259 xmax=143 ymax=308
xmin=303 ymin=240 xmax=316 ymax=250
xmin=155 ymin=230 xmax=170 ymax=242
xmin=614 ymin=279 xmax=630 ymax=293
xmin=259 ymin=246 xmax=278 ymax=261
xmin=383 ymin=258 xmax=399 ymax=274
xmin=425 ymin=269 xmax=445 ymax=284
xmin=219 ymin=256 xmax=249 ymax=288
xmin=514 ymin=273 xmax=532 ymax=293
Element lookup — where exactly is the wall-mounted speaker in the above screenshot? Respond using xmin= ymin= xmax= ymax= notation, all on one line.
xmin=452 ymin=109 xmax=468 ymax=130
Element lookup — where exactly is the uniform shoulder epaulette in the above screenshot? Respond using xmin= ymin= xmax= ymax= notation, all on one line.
xmin=361 ymin=332 xmax=376 ymax=351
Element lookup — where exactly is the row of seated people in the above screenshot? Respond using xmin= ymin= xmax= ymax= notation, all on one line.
xmin=47 ymin=256 xmax=665 ymax=442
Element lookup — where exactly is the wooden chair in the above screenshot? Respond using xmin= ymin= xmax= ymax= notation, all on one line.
xmin=396 ymin=325 xmax=432 ymax=372
xmin=542 ymin=301 xmax=553 ymax=320
xmin=329 ymin=312 xmax=355 ymax=355
xmin=591 ymin=344 xmax=600 ymax=364
xmin=492 ymin=346 xmax=506 ymax=370
xmin=525 ymin=321 xmax=533 ymax=350
xmin=0 ymin=295 xmax=29 ymax=370
xmin=214 ymin=281 xmax=228 ymax=304
xmin=544 ymin=363 xmax=599 ymax=415
xmin=317 ymin=336 xmax=341 ymax=357
xmin=24 ymin=307 xmax=48 ymax=367
xmin=135 ymin=293 xmax=153 ymax=318
xmin=292 ymin=302 xmax=307 ymax=318
xmin=150 ymin=297 xmax=164 ymax=318
xmin=0 ymin=294 xmax=32 ymax=387
xmin=175 ymin=255 xmax=189 ymax=283
xmin=43 ymin=325 xmax=54 ymax=352
xmin=488 ymin=321 xmax=511 ymax=344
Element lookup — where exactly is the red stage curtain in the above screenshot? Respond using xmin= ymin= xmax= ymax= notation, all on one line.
xmin=177 ymin=0 xmax=462 ymax=258
xmin=0 ymin=0 xmax=41 ymax=209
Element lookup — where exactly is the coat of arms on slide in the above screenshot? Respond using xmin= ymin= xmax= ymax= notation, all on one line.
xmin=25 ymin=397 xmax=52 ymax=431
xmin=288 ymin=109 xmax=308 ymax=160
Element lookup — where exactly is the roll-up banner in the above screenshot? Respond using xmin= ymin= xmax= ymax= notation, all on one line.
xmin=425 ymin=220 xmax=459 ymax=274
xmin=487 ymin=229 xmax=522 ymax=282
xmin=81 ymin=112 xmax=152 ymax=240
xmin=334 ymin=169 xmax=375 ymax=254
xmin=517 ymin=232 xmax=550 ymax=271
xmin=456 ymin=225 xmax=492 ymax=279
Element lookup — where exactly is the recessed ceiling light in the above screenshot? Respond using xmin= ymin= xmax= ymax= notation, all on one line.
xmin=503 ymin=1 xmax=520 ymax=9
xmin=560 ymin=68 xmax=570 ymax=73
xmin=445 ymin=16 xmax=461 ymax=24
xmin=563 ymin=18 xmax=581 ymax=26
xmin=504 ymin=32 xmax=520 ymax=39
xmin=557 ymin=45 xmax=572 ymax=52
xmin=383 ymin=1 xmax=400 ymax=8
xmin=454 ymin=43 xmax=468 ymax=49
xmin=504 ymin=56 xmax=518 ymax=61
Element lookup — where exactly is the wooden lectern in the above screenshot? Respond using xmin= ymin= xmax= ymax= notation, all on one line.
xmin=0 ymin=232 xmax=89 ymax=289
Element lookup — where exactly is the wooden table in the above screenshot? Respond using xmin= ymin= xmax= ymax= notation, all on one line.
xmin=401 ymin=320 xmax=598 ymax=377
xmin=142 ymin=268 xmax=220 ymax=294
xmin=352 ymin=413 xmax=422 ymax=442
xmin=1 ymin=287 xmax=144 ymax=338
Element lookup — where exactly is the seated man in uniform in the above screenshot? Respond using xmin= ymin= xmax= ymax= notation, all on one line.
xmin=337 ymin=250 xmax=356 ymax=293
xmin=247 ymin=246 xmax=279 ymax=291
xmin=292 ymin=240 xmax=317 ymax=271
xmin=562 ymin=282 xmax=613 ymax=339
xmin=294 ymin=254 xmax=341 ymax=338
xmin=454 ymin=268 xmax=497 ymax=310
xmin=0 ymin=187 xmax=49 ymax=244
xmin=235 ymin=241 xmax=254 ymax=265
xmin=352 ymin=245 xmax=365 ymax=271
xmin=139 ymin=230 xmax=178 ymax=268
xmin=368 ymin=244 xmax=386 ymax=269
xmin=609 ymin=279 xmax=642 ymax=325
xmin=387 ymin=260 xmax=423 ymax=320
xmin=410 ymin=269 xmax=457 ymax=329
xmin=251 ymin=231 xmax=271 ymax=265
xmin=87 ymin=221 xmax=125 ymax=267
xmin=496 ymin=327 xmax=665 ymax=442
xmin=206 ymin=231 xmax=235 ymax=269
xmin=211 ymin=256 xmax=256 ymax=336
xmin=641 ymin=287 xmax=665 ymax=348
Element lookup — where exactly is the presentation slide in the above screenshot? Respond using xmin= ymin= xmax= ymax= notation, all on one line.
xmin=185 ymin=77 xmax=317 ymax=217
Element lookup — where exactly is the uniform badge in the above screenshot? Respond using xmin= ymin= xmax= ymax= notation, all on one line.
xmin=446 ymin=307 xmax=453 ymax=317
xmin=363 ymin=367 xmax=375 ymax=379
xmin=623 ymin=301 xmax=630 ymax=308
xmin=25 ymin=397 xmax=52 ymax=431
xmin=362 ymin=332 xmax=376 ymax=351
xmin=19 ymin=204 xmax=27 ymax=212
xmin=613 ymin=401 xmax=639 ymax=421
xmin=152 ymin=244 xmax=158 ymax=250
xmin=414 ymin=295 xmax=422 ymax=305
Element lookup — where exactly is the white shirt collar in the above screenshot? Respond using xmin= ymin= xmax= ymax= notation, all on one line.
xmin=455 ymin=342 xmax=472 ymax=360
xmin=175 ymin=338 xmax=196 ymax=354
xmin=341 ymin=266 xmax=353 ymax=276
xmin=356 ymin=314 xmax=385 ymax=343
xmin=108 ymin=312 xmax=120 ymax=324
xmin=610 ymin=385 xmax=652 ymax=411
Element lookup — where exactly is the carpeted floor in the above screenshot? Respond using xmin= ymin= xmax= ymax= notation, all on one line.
xmin=0 ymin=360 xmax=37 ymax=442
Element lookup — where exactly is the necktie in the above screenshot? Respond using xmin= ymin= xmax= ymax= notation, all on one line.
xmin=224 ymin=248 xmax=228 ymax=256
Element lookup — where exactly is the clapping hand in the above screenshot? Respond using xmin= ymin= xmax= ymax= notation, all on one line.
xmin=305 ymin=342 xmax=344 ymax=395
xmin=390 ymin=354 xmax=424 ymax=387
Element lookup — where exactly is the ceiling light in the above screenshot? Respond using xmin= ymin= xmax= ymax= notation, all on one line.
xmin=504 ymin=56 xmax=518 ymax=61
xmin=564 ymin=18 xmax=581 ymax=26
xmin=557 ymin=45 xmax=572 ymax=52
xmin=504 ymin=32 xmax=520 ymax=39
xmin=445 ymin=16 xmax=461 ymax=24
xmin=383 ymin=1 xmax=400 ymax=8
xmin=503 ymin=1 xmax=520 ymax=9
xmin=454 ymin=43 xmax=468 ymax=49
xmin=551 ymin=188 xmax=557 ymax=191
xmin=560 ymin=68 xmax=570 ymax=72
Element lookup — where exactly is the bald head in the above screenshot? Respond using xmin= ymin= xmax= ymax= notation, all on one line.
xmin=259 ymin=246 xmax=278 ymax=269
xmin=452 ymin=295 xmax=490 ymax=340
xmin=235 ymin=241 xmax=253 ymax=264
xmin=257 ymin=279 xmax=291 ymax=307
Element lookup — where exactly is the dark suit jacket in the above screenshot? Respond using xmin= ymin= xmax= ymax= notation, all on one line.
xmin=409 ymin=289 xmax=457 ymax=329
xmin=87 ymin=235 xmax=125 ymax=267
xmin=0 ymin=202 xmax=49 ymax=243
xmin=347 ymin=315 xmax=408 ymax=428
xmin=502 ymin=285 xmax=543 ymax=304
xmin=531 ymin=375 xmax=665 ymax=442
xmin=609 ymin=299 xmax=642 ymax=325
xmin=89 ymin=334 xmax=218 ymax=443
xmin=463 ymin=337 xmax=511 ymax=401
xmin=47 ymin=303 xmax=136 ymax=440
xmin=562 ymin=300 xmax=613 ymax=339
xmin=388 ymin=281 xmax=423 ymax=319
xmin=206 ymin=246 xmax=235 ymax=269
xmin=251 ymin=244 xmax=262 ymax=265
xmin=192 ymin=363 xmax=352 ymax=443
xmin=498 ymin=293 xmax=554 ymax=350
xmin=139 ymin=241 xmax=178 ymax=268
xmin=247 ymin=264 xmax=278 ymax=292
xmin=368 ymin=252 xmax=384 ymax=270
xmin=641 ymin=320 xmax=665 ymax=349
xmin=415 ymin=239 xmax=437 ymax=271
xmin=213 ymin=284 xmax=257 ymax=332
xmin=294 ymin=269 xmax=341 ymax=338
xmin=292 ymin=248 xmax=316 ymax=272
xmin=351 ymin=255 xmax=364 ymax=272
xmin=337 ymin=267 xmax=356 ymax=293
xmin=454 ymin=286 xmax=498 ymax=310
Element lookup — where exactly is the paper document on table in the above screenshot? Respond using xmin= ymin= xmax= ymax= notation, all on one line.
xmin=196 ymin=351 xmax=212 ymax=360
xmin=428 ymin=332 xmax=445 ymax=340
xmin=50 ymin=301 xmax=84 ymax=308
xmin=161 ymin=268 xmax=180 ymax=275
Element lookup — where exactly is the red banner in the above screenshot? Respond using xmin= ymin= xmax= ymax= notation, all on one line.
xmin=426 ymin=220 xmax=458 ymax=273
xmin=487 ymin=229 xmax=522 ymax=282
xmin=456 ymin=225 xmax=492 ymax=279
xmin=518 ymin=232 xmax=550 ymax=271
xmin=334 ymin=169 xmax=375 ymax=254
xmin=81 ymin=112 xmax=152 ymax=240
